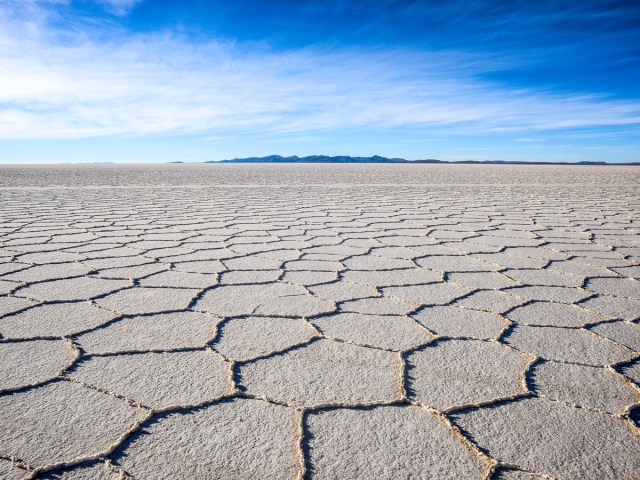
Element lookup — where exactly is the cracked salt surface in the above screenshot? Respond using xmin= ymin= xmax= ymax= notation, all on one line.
xmin=0 ymin=164 xmax=639 ymax=479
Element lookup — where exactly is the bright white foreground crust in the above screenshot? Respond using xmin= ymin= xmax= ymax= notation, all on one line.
xmin=0 ymin=164 xmax=639 ymax=479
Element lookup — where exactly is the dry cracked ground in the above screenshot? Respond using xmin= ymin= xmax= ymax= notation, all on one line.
xmin=0 ymin=164 xmax=639 ymax=480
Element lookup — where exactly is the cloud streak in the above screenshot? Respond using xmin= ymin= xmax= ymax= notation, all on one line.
xmin=1 ymin=1 xmax=639 ymax=141
xmin=97 ymin=0 xmax=143 ymax=15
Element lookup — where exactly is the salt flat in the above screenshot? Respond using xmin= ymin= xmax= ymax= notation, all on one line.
xmin=0 ymin=164 xmax=639 ymax=479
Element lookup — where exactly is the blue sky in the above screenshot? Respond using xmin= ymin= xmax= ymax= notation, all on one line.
xmin=1 ymin=0 xmax=639 ymax=163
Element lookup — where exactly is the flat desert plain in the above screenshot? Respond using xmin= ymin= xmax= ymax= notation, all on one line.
xmin=0 ymin=163 xmax=639 ymax=479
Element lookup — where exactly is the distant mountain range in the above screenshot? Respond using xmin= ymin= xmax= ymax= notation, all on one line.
xmin=209 ymin=155 xmax=409 ymax=163
xmin=205 ymin=155 xmax=637 ymax=165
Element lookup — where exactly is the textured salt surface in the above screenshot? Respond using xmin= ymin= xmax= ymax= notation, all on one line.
xmin=0 ymin=164 xmax=638 ymax=479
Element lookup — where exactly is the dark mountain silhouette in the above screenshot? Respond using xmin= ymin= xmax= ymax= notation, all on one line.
xmin=210 ymin=155 xmax=408 ymax=163
xmin=204 ymin=155 xmax=636 ymax=165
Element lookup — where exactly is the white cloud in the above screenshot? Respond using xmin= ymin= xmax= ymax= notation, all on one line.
xmin=0 ymin=2 xmax=639 ymax=141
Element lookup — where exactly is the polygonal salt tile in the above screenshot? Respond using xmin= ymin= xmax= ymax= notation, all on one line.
xmin=611 ymin=265 xmax=640 ymax=279
xmin=505 ymin=326 xmax=629 ymax=366
xmin=429 ymin=229 xmax=476 ymax=240
xmin=0 ymin=460 xmax=24 ymax=480
xmin=453 ymin=398 xmax=640 ymax=479
xmin=590 ymin=321 xmax=640 ymax=351
xmin=50 ymin=232 xmax=97 ymax=243
xmin=532 ymin=361 xmax=638 ymax=413
xmin=453 ymin=290 xmax=526 ymax=314
xmin=369 ymin=246 xmax=423 ymax=259
xmin=447 ymin=271 xmax=517 ymax=289
xmin=219 ymin=270 xmax=281 ymax=284
xmin=503 ymin=268 xmax=582 ymax=288
xmin=493 ymin=470 xmax=543 ymax=480
xmin=343 ymin=255 xmax=414 ymax=270
xmin=579 ymin=295 xmax=640 ymax=321
xmin=0 ymin=381 xmax=143 ymax=467
xmin=70 ymin=351 xmax=230 ymax=408
xmin=118 ymin=398 xmax=296 ymax=479
xmin=0 ymin=263 xmax=26 ymax=276
xmin=378 ymin=236 xmax=439 ymax=248
xmin=307 ymin=282 xmax=377 ymax=302
xmin=15 ymin=277 xmax=130 ymax=302
xmin=576 ymin=248 xmax=627 ymax=261
xmin=621 ymin=359 xmax=640 ymax=385
xmin=0 ymin=268 xmax=27 ymax=288
xmin=82 ymin=256 xmax=153 ymax=270
xmin=548 ymin=259 xmax=618 ymax=278
xmin=616 ymin=247 xmax=640 ymax=260
xmin=470 ymin=230 xmax=538 ymax=244
xmin=17 ymin=251 xmax=83 ymax=264
xmin=382 ymin=283 xmax=470 ymax=306
xmin=143 ymin=247 xmax=194 ymax=259
xmin=0 ymin=302 xmax=116 ymax=339
xmin=9 ymin=243 xmax=75 ymax=252
xmin=256 ymin=249 xmax=302 ymax=261
xmin=229 ymin=244 xmax=287 ymax=256
xmin=0 ymin=279 xmax=19 ymax=294
xmin=95 ymin=287 xmax=199 ymax=314
xmin=140 ymin=232 xmax=193 ymax=241
xmin=228 ymin=237 xmax=281 ymax=249
xmin=312 ymin=313 xmax=431 ymax=350
xmin=543 ymin=242 xmax=609 ymax=255
xmin=417 ymin=255 xmax=501 ymax=272
xmin=138 ymin=270 xmax=215 ymax=288
xmin=442 ymin=241 xmax=503 ymax=255
xmin=131 ymin=240 xmax=181 ymax=250
xmin=585 ymin=277 xmax=640 ymax=298
xmin=505 ymin=301 xmax=605 ymax=328
xmin=2 ymin=263 xmax=91 ymax=283
xmin=341 ymin=268 xmax=440 ymax=287
xmin=280 ymin=270 xmax=337 ymax=285
xmin=159 ymin=250 xmax=232 ymax=263
xmin=75 ymin=246 xmax=141 ymax=258
xmin=339 ymin=297 xmax=415 ymax=315
xmin=0 ymin=295 xmax=40 ymax=317
xmin=413 ymin=306 xmax=505 ymax=339
xmin=304 ymin=245 xmax=367 ymax=257
xmin=502 ymin=286 xmax=589 ymax=303
xmin=307 ymin=405 xmax=487 ymax=479
xmin=223 ymin=255 xmax=283 ymax=270
xmin=502 ymin=247 xmax=567 ymax=260
xmin=77 ymin=311 xmax=218 ymax=354
xmin=0 ymin=340 xmax=74 ymax=390
xmin=286 ymin=259 xmax=343 ymax=271
xmin=94 ymin=263 xmax=168 ymax=279
xmin=471 ymin=253 xmax=548 ymax=269
xmin=214 ymin=316 xmax=316 ymax=361
xmin=197 ymin=283 xmax=333 ymax=317
xmin=172 ymin=260 xmax=226 ymax=274
xmin=38 ymin=462 xmax=119 ymax=480
xmin=331 ymin=238 xmax=378 ymax=248
xmin=407 ymin=340 xmax=527 ymax=409
xmin=239 ymin=339 xmax=399 ymax=406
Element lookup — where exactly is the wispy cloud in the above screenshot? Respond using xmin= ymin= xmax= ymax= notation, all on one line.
xmin=0 ymin=1 xmax=639 ymax=141
xmin=96 ymin=0 xmax=144 ymax=15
